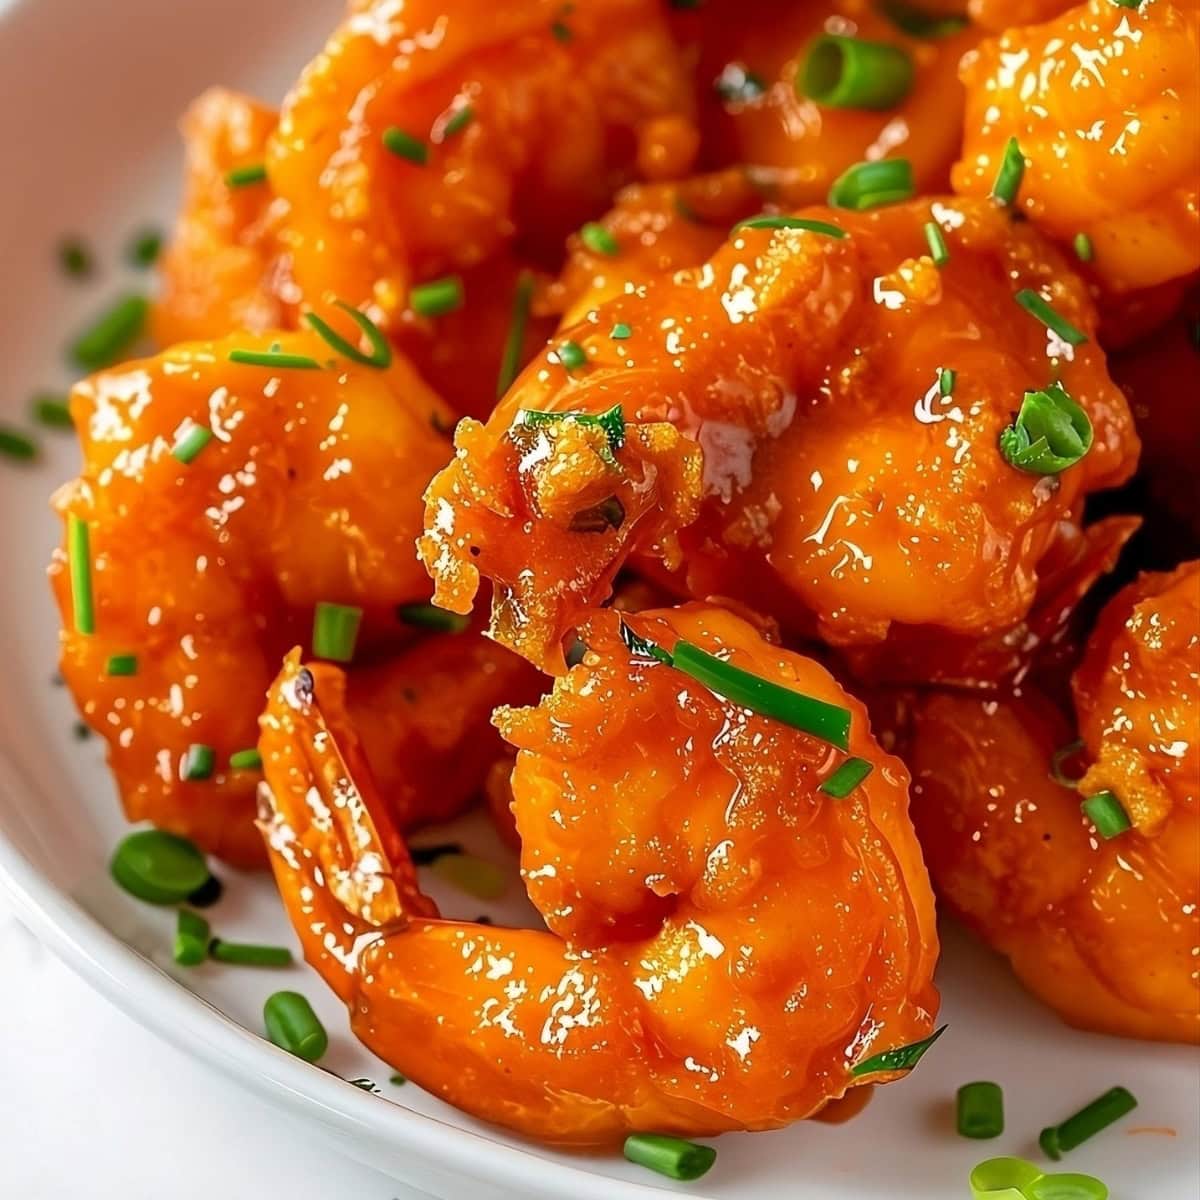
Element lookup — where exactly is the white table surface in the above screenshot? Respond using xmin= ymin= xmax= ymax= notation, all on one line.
xmin=0 ymin=897 xmax=423 ymax=1199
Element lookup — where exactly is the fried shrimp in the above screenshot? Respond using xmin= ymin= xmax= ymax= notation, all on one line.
xmin=46 ymin=327 xmax=526 ymax=864
xmin=954 ymin=0 xmax=1200 ymax=293
xmin=904 ymin=562 xmax=1200 ymax=1042
xmin=257 ymin=602 xmax=939 ymax=1145
xmin=420 ymin=196 xmax=1138 ymax=673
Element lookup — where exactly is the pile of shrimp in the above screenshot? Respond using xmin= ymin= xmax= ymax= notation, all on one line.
xmin=49 ymin=0 xmax=1199 ymax=1153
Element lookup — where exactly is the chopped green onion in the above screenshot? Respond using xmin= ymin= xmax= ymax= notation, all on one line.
xmin=70 ymin=294 xmax=149 ymax=370
xmin=441 ymin=104 xmax=474 ymax=138
xmin=550 ymin=17 xmax=572 ymax=41
xmin=939 ymin=368 xmax=956 ymax=397
xmin=0 ymin=427 xmax=37 ymax=461
xmin=128 ymin=228 xmax=163 ymax=268
xmin=517 ymin=403 xmax=625 ymax=453
xmin=225 ymin=163 xmax=268 ymax=188
xmin=1015 ymin=289 xmax=1089 ymax=347
xmin=1110 ymin=0 xmax=1142 ymax=8
xmin=389 ymin=1072 xmax=407 ymax=1086
xmin=32 ymin=394 xmax=73 ymax=428
xmin=819 ymin=756 xmax=873 ymax=798
xmin=105 ymin=653 xmax=138 ymax=677
xmin=734 ymin=215 xmax=846 ymax=239
xmin=623 ymin=1134 xmax=716 ymax=1182
xmin=382 ymin=126 xmax=428 ymax=165
xmin=829 ymin=159 xmax=914 ymax=211
xmin=430 ymin=853 xmax=508 ymax=899
xmin=312 ymin=601 xmax=363 ymax=663
xmin=715 ymin=63 xmax=766 ymax=104
xmin=304 ymin=301 xmax=392 ymax=368
xmin=969 ymin=1157 xmax=1109 ymax=1200
xmin=557 ymin=340 xmax=587 ymax=370
xmin=991 ymin=137 xmax=1026 ymax=207
xmin=174 ymin=909 xmax=211 ymax=966
xmin=1080 ymin=790 xmax=1131 ymax=840
xmin=1039 ymin=1087 xmax=1137 ymax=1160
xmin=610 ymin=322 xmax=633 ymax=340
xmin=409 ymin=841 xmax=464 ymax=866
xmin=799 ymin=34 xmax=914 ymax=110
xmin=397 ymin=602 xmax=470 ymax=633
xmin=957 ymin=1081 xmax=1004 ymax=1139
xmin=110 ymin=830 xmax=211 ymax=905
xmin=171 ymin=422 xmax=213 ymax=465
xmin=569 ymin=495 xmax=625 ymax=534
xmin=851 ymin=1025 xmax=946 ymax=1076
xmin=264 ymin=991 xmax=328 ymax=1063
xmin=209 ymin=939 xmax=294 ymax=967
xmin=182 ymin=743 xmax=216 ymax=782
xmin=580 ymin=222 xmax=619 ymax=257
xmin=619 ymin=621 xmax=674 ymax=665
xmin=924 ymin=220 xmax=949 ymax=266
xmin=409 ymin=275 xmax=464 ymax=318
xmin=881 ymin=0 xmax=968 ymax=37
xmin=187 ymin=875 xmax=224 ymax=908
xmin=1049 ymin=738 xmax=1086 ymax=788
xmin=229 ymin=748 xmax=263 ymax=770
xmin=496 ymin=270 xmax=535 ymax=398
xmin=68 ymin=514 xmax=95 ymax=634
xmin=58 ymin=238 xmax=93 ymax=278
xmin=229 ymin=347 xmax=321 ymax=370
xmin=999 ymin=383 xmax=1093 ymax=475
xmin=1073 ymin=232 xmax=1094 ymax=263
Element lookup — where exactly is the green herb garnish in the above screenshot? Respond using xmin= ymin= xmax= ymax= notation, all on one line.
xmin=999 ymin=383 xmax=1092 ymax=475
xmin=798 ymin=34 xmax=914 ymax=110
xmin=819 ymin=756 xmax=873 ymax=798
xmin=225 ymin=163 xmax=268 ymax=188
xmin=623 ymin=1134 xmax=716 ymax=1182
xmin=828 ymin=159 xmax=914 ymax=210
xmin=851 ymin=1025 xmax=946 ymax=1076
xmin=381 ymin=127 xmax=428 ymax=165
xmin=70 ymin=295 xmax=149 ymax=370
xmin=312 ymin=601 xmax=363 ymax=663
xmin=1039 ymin=1087 xmax=1137 ymax=1160
xmin=410 ymin=275 xmax=464 ymax=318
xmin=304 ymin=301 xmax=392 ymax=368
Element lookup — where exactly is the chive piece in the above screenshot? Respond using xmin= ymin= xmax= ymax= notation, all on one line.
xmin=59 ymin=238 xmax=93 ymax=278
xmin=128 ymin=228 xmax=163 ymax=268
xmin=557 ymin=340 xmax=587 ymax=370
xmin=264 ymin=991 xmax=328 ymax=1063
xmin=957 ymin=1081 xmax=1005 ymax=1139
xmin=619 ymin=621 xmax=674 ymax=665
xmin=1039 ymin=1087 xmax=1137 ymax=1160
xmin=312 ymin=601 xmax=363 ymax=663
xmin=799 ymin=34 xmax=914 ymax=110
xmin=209 ymin=939 xmax=294 ymax=967
xmin=409 ymin=841 xmax=464 ymax=866
xmin=70 ymin=294 xmax=149 ymax=370
xmin=999 ymin=383 xmax=1093 ymax=475
xmin=734 ymin=215 xmax=846 ymax=239
xmin=569 ymin=495 xmax=625 ymax=533
xmin=819 ymin=756 xmax=873 ymax=798
xmin=881 ymin=0 xmax=968 ymax=37
xmin=32 ymin=394 xmax=73 ymax=428
xmin=229 ymin=347 xmax=321 ymax=370
xmin=186 ymin=874 xmax=224 ymax=908
xmin=1080 ymin=791 xmax=1131 ymax=840
xmin=441 ymin=104 xmax=474 ymax=138
xmin=1050 ymin=738 xmax=1086 ymax=788
xmin=924 ymin=220 xmax=949 ymax=266
xmin=110 ymin=830 xmax=211 ymax=905
xmin=623 ymin=1134 xmax=716 ymax=1182
xmin=828 ymin=159 xmax=914 ymax=211
xmin=852 ymin=1025 xmax=946 ymax=1076
xmin=610 ymin=322 xmax=633 ymax=340
xmin=389 ymin=1073 xmax=407 ymax=1086
xmin=105 ymin=653 xmax=138 ymax=677
xmin=1110 ymin=0 xmax=1142 ymax=8
xmin=991 ymin=137 xmax=1026 ymax=207
xmin=0 ymin=427 xmax=37 ymax=461
xmin=496 ymin=270 xmax=535 ymax=398
xmin=304 ymin=301 xmax=392 ymax=368
xmin=381 ymin=126 xmax=428 ymax=165
xmin=1015 ymin=289 xmax=1089 ymax=347
xmin=565 ymin=636 xmax=588 ymax=667
xmin=429 ymin=853 xmax=508 ymax=899
xmin=397 ymin=602 xmax=470 ymax=633
xmin=968 ymin=1158 xmax=1047 ymax=1200
xmin=410 ymin=275 xmax=464 ymax=318
xmin=182 ymin=743 xmax=216 ymax=782
xmin=68 ymin=514 xmax=95 ymax=634
xmin=229 ymin=748 xmax=263 ymax=770
xmin=939 ymin=368 xmax=956 ymax=397
xmin=715 ymin=63 xmax=766 ymax=104
xmin=225 ymin=163 xmax=268 ymax=188
xmin=1073 ymin=232 xmax=1094 ymax=263
xmin=171 ymin=422 xmax=213 ymax=465
xmin=580 ymin=222 xmax=619 ymax=257
xmin=174 ymin=909 xmax=211 ymax=966
xmin=517 ymin=403 xmax=626 ymax=453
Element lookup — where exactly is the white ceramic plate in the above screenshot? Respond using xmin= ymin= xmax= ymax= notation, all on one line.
xmin=1 ymin=1 xmax=1197 ymax=1196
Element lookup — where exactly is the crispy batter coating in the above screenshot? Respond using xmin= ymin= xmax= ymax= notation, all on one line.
xmin=905 ymin=562 xmax=1199 ymax=1042
xmin=47 ymin=329 xmax=529 ymax=864
xmin=954 ymin=0 xmax=1200 ymax=292
xmin=257 ymin=603 xmax=939 ymax=1144
xmin=421 ymin=196 xmax=1138 ymax=673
